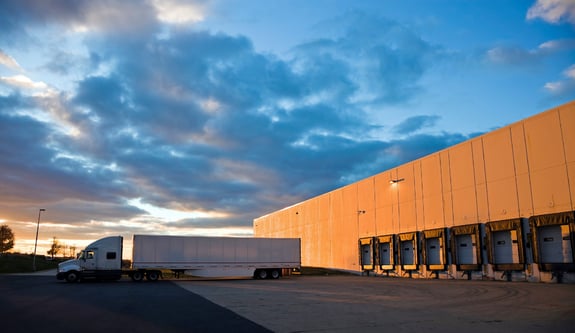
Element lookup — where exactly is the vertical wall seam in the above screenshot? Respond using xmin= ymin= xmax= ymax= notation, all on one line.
xmin=419 ymin=160 xmax=426 ymax=229
xmin=373 ymin=176 xmax=377 ymax=236
xmin=522 ymin=119 xmax=535 ymax=215
xmin=481 ymin=137 xmax=491 ymax=221
xmin=413 ymin=162 xmax=418 ymax=231
xmin=439 ymin=154 xmax=445 ymax=227
xmin=557 ymin=108 xmax=574 ymax=210
xmin=329 ymin=192 xmax=333 ymax=267
xmin=509 ymin=127 xmax=522 ymax=217
xmin=471 ymin=140 xmax=480 ymax=222
xmin=356 ymin=183 xmax=359 ymax=242
xmin=396 ymin=168 xmax=401 ymax=234
xmin=447 ymin=150 xmax=455 ymax=227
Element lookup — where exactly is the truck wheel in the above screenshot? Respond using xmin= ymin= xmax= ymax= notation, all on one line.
xmin=131 ymin=271 xmax=144 ymax=282
xmin=66 ymin=271 xmax=79 ymax=283
xmin=256 ymin=269 xmax=268 ymax=279
xmin=270 ymin=269 xmax=281 ymax=279
xmin=146 ymin=271 xmax=160 ymax=281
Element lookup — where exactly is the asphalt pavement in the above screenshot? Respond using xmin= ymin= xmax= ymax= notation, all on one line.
xmin=0 ymin=274 xmax=270 ymax=333
xmin=175 ymin=274 xmax=575 ymax=333
xmin=1 ymin=272 xmax=574 ymax=333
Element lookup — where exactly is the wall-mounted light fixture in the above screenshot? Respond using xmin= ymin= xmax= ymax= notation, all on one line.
xmin=357 ymin=210 xmax=366 ymax=214
xmin=389 ymin=178 xmax=405 ymax=184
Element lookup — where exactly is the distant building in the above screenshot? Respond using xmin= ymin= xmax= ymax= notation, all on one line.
xmin=254 ymin=100 xmax=575 ymax=283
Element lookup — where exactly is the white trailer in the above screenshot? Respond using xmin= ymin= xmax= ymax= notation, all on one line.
xmin=56 ymin=235 xmax=301 ymax=282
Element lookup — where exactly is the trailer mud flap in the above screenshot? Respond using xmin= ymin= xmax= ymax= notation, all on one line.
xmin=376 ymin=235 xmax=395 ymax=271
xmin=450 ymin=223 xmax=482 ymax=271
xmin=359 ymin=237 xmax=375 ymax=271
xmin=422 ymin=228 xmax=447 ymax=271
xmin=530 ymin=211 xmax=575 ymax=272
xmin=398 ymin=232 xmax=418 ymax=271
xmin=486 ymin=219 xmax=525 ymax=271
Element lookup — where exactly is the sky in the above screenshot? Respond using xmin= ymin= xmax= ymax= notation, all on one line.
xmin=1 ymin=0 xmax=574 ymax=256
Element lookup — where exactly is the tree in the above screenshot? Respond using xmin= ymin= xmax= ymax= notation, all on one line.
xmin=47 ymin=236 xmax=63 ymax=259
xmin=0 ymin=225 xmax=15 ymax=254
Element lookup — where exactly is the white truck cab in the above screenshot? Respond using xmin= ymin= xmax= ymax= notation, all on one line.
xmin=57 ymin=236 xmax=123 ymax=282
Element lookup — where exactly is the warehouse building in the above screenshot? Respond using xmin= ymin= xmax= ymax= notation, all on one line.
xmin=254 ymin=100 xmax=575 ymax=283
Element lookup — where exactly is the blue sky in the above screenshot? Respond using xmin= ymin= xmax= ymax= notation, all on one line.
xmin=1 ymin=0 xmax=574 ymax=254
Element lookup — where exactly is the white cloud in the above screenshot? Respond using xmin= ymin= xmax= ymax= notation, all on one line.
xmin=527 ymin=0 xmax=575 ymax=24
xmin=564 ymin=63 xmax=575 ymax=78
xmin=544 ymin=64 xmax=575 ymax=95
xmin=152 ymin=0 xmax=206 ymax=24
xmin=538 ymin=39 xmax=575 ymax=51
xmin=0 ymin=74 xmax=47 ymax=90
xmin=0 ymin=50 xmax=22 ymax=71
xmin=485 ymin=39 xmax=575 ymax=65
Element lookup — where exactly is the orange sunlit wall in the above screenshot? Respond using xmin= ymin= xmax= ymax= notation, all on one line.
xmin=254 ymin=101 xmax=575 ymax=278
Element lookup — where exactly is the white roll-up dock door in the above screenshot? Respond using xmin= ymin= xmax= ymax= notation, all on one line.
xmin=376 ymin=235 xmax=395 ymax=271
xmin=450 ymin=223 xmax=483 ymax=271
xmin=359 ymin=237 xmax=375 ymax=271
xmin=398 ymin=232 xmax=419 ymax=271
xmin=422 ymin=228 xmax=447 ymax=271
xmin=529 ymin=211 xmax=575 ymax=272
xmin=486 ymin=219 xmax=526 ymax=271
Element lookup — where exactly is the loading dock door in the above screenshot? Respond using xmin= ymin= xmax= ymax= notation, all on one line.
xmin=398 ymin=232 xmax=418 ymax=270
xmin=402 ymin=240 xmax=415 ymax=265
xmin=361 ymin=244 xmax=373 ymax=265
xmin=426 ymin=238 xmax=441 ymax=265
xmin=486 ymin=219 xmax=525 ymax=271
xmin=377 ymin=235 xmax=395 ymax=270
xmin=422 ymin=228 xmax=447 ymax=271
xmin=455 ymin=234 xmax=477 ymax=265
xmin=492 ymin=229 xmax=519 ymax=264
xmin=451 ymin=223 xmax=482 ymax=271
xmin=539 ymin=225 xmax=573 ymax=264
xmin=379 ymin=242 xmax=391 ymax=265
xmin=530 ymin=212 xmax=575 ymax=272
xmin=359 ymin=238 xmax=374 ymax=271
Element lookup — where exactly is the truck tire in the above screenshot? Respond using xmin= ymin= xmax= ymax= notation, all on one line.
xmin=270 ymin=269 xmax=281 ymax=279
xmin=256 ymin=269 xmax=268 ymax=279
xmin=146 ymin=271 xmax=160 ymax=281
xmin=131 ymin=271 xmax=144 ymax=282
xmin=65 ymin=271 xmax=79 ymax=283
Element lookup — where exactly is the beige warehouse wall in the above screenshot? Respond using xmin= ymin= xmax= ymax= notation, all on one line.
xmin=254 ymin=101 xmax=575 ymax=273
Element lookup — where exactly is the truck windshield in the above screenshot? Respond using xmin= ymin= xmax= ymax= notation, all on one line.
xmin=77 ymin=251 xmax=85 ymax=260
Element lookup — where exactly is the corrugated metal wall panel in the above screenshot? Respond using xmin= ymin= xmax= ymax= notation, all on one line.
xmin=253 ymin=100 xmax=575 ymax=278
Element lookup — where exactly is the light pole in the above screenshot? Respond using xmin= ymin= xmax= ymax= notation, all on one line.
xmin=32 ymin=208 xmax=46 ymax=271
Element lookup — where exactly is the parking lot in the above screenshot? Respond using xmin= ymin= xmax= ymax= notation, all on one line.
xmin=176 ymin=274 xmax=575 ymax=332
xmin=1 ymin=273 xmax=574 ymax=332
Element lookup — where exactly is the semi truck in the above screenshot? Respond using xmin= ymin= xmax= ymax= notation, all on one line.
xmin=56 ymin=235 xmax=301 ymax=282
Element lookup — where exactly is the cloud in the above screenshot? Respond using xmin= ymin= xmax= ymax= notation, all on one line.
xmin=0 ymin=6 xmax=472 ymax=239
xmin=485 ymin=39 xmax=575 ymax=65
xmin=292 ymin=11 xmax=444 ymax=105
xmin=544 ymin=64 xmax=575 ymax=95
xmin=0 ymin=0 xmax=158 ymax=40
xmin=0 ymin=49 xmax=22 ymax=71
xmin=152 ymin=0 xmax=207 ymax=24
xmin=0 ymin=75 xmax=48 ymax=90
xmin=527 ymin=0 xmax=575 ymax=24
xmin=393 ymin=115 xmax=440 ymax=135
